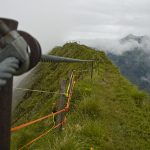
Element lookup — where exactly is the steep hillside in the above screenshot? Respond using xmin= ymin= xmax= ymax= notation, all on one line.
xmin=108 ymin=49 xmax=150 ymax=92
xmin=11 ymin=43 xmax=150 ymax=150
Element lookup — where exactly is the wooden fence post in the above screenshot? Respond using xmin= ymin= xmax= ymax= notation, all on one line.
xmin=55 ymin=80 xmax=66 ymax=131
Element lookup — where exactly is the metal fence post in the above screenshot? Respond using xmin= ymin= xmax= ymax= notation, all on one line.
xmin=0 ymin=78 xmax=13 ymax=150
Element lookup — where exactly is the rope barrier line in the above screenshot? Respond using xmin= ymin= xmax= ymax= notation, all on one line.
xmin=66 ymin=87 xmax=73 ymax=109
xmin=15 ymin=88 xmax=66 ymax=95
xmin=66 ymin=83 xmax=70 ymax=97
xmin=18 ymin=118 xmax=66 ymax=150
xmin=12 ymin=70 xmax=76 ymax=150
xmin=66 ymin=72 xmax=74 ymax=97
xmin=11 ymin=108 xmax=66 ymax=132
xmin=52 ymin=112 xmax=55 ymax=126
xmin=66 ymin=75 xmax=75 ymax=109
xmin=11 ymin=72 xmax=75 ymax=132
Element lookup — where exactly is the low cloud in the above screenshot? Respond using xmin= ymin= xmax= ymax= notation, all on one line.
xmin=78 ymin=35 xmax=150 ymax=55
xmin=1 ymin=0 xmax=150 ymax=53
xmin=1 ymin=0 xmax=150 ymax=98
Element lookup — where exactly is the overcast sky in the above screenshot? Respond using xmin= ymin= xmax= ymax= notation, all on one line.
xmin=1 ymin=0 xmax=150 ymax=53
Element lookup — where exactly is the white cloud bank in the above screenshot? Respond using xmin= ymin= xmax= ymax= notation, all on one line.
xmin=1 ymin=0 xmax=150 ymax=89
xmin=1 ymin=0 xmax=150 ymax=53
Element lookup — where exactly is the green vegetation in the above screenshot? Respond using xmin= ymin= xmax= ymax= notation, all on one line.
xmin=11 ymin=42 xmax=150 ymax=150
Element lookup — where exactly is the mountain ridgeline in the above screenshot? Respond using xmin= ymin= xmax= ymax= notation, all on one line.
xmin=108 ymin=34 xmax=150 ymax=93
xmin=11 ymin=43 xmax=150 ymax=150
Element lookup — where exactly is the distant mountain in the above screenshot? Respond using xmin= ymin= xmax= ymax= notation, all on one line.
xmin=108 ymin=34 xmax=150 ymax=92
xmin=120 ymin=34 xmax=149 ymax=44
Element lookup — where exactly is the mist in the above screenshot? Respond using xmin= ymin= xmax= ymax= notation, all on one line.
xmin=77 ymin=35 xmax=150 ymax=55
xmin=0 ymin=0 xmax=150 ymax=90
xmin=1 ymin=0 xmax=150 ymax=54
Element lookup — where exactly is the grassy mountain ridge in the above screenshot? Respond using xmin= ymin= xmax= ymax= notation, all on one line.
xmin=11 ymin=42 xmax=150 ymax=150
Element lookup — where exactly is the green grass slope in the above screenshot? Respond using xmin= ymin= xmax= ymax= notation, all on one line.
xmin=11 ymin=42 xmax=150 ymax=150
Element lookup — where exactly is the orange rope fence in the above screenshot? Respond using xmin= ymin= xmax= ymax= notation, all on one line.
xmin=11 ymin=108 xmax=67 ymax=132
xmin=12 ymin=71 xmax=76 ymax=149
xmin=11 ymin=73 xmax=74 ymax=132
xmin=66 ymin=75 xmax=75 ymax=109
xmin=18 ymin=117 xmax=67 ymax=150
